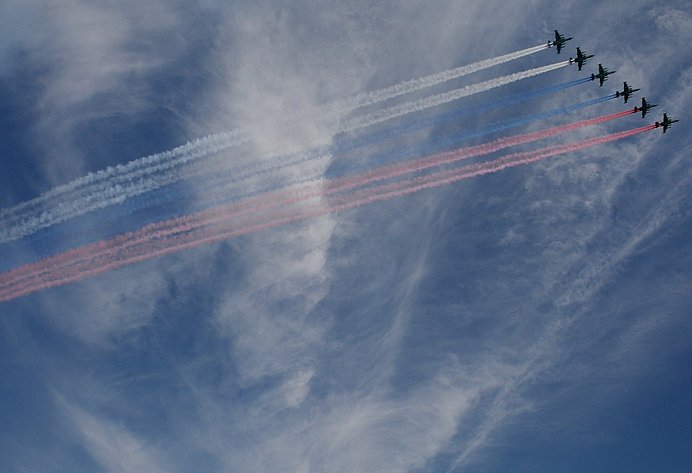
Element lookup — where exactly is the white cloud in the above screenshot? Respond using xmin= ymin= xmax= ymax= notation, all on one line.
xmin=0 ymin=2 xmax=42 ymax=76
xmin=4 ymin=1 xmax=692 ymax=472
xmin=654 ymin=8 xmax=692 ymax=34
xmin=6 ymin=0 xmax=187 ymax=188
xmin=214 ymin=217 xmax=334 ymax=385
xmin=57 ymin=397 xmax=169 ymax=473
xmin=38 ymin=271 xmax=166 ymax=345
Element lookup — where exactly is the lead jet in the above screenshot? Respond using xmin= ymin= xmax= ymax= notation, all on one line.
xmin=615 ymin=82 xmax=640 ymax=103
xmin=569 ymin=47 xmax=594 ymax=71
xmin=655 ymin=113 xmax=679 ymax=133
xmin=633 ymin=97 xmax=658 ymax=118
xmin=591 ymin=64 xmax=616 ymax=86
xmin=549 ymin=30 xmax=572 ymax=54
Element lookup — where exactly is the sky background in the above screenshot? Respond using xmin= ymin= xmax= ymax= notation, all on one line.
xmin=1 ymin=1 xmax=692 ymax=472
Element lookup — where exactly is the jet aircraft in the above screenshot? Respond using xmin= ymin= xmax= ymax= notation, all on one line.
xmin=655 ymin=113 xmax=679 ymax=133
xmin=549 ymin=30 xmax=572 ymax=54
xmin=615 ymin=82 xmax=640 ymax=103
xmin=569 ymin=47 xmax=594 ymax=71
xmin=591 ymin=64 xmax=616 ymax=86
xmin=633 ymin=97 xmax=658 ymax=118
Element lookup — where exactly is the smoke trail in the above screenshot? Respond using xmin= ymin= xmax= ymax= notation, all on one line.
xmin=328 ymin=44 xmax=549 ymax=112
xmin=326 ymin=125 xmax=657 ymax=209
xmin=326 ymin=110 xmax=637 ymax=194
xmin=0 ymin=132 xmax=249 ymax=242
xmin=340 ymin=61 xmax=571 ymax=132
xmin=0 ymin=123 xmax=653 ymax=302
xmin=0 ymin=63 xmax=570 ymax=244
xmin=0 ymin=110 xmax=636 ymax=290
xmin=0 ymin=131 xmax=246 ymax=223
xmin=332 ymin=77 xmax=593 ymax=151
xmin=15 ymin=80 xmax=601 ymax=257
xmin=4 ymin=107 xmax=633 ymax=283
xmin=0 ymin=125 xmax=654 ymax=303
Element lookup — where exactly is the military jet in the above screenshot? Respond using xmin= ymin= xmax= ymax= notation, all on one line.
xmin=549 ymin=30 xmax=572 ymax=54
xmin=591 ymin=64 xmax=616 ymax=86
xmin=655 ymin=113 xmax=679 ymax=133
xmin=633 ymin=97 xmax=658 ymax=118
xmin=615 ymin=82 xmax=640 ymax=103
xmin=569 ymin=47 xmax=594 ymax=71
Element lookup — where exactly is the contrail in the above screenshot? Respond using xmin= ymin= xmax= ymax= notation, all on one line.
xmin=0 ymin=62 xmax=570 ymax=244
xmin=339 ymin=61 xmax=571 ymax=132
xmin=327 ymin=44 xmax=549 ymax=112
xmin=0 ymin=122 xmax=654 ymax=302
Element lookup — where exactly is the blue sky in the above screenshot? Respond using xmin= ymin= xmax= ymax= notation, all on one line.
xmin=1 ymin=1 xmax=692 ymax=472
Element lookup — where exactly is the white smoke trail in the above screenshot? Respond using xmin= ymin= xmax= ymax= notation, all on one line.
xmin=0 ymin=134 xmax=250 ymax=243
xmin=328 ymin=44 xmax=548 ymax=112
xmin=340 ymin=61 xmax=570 ymax=132
xmin=0 ymin=131 xmax=247 ymax=223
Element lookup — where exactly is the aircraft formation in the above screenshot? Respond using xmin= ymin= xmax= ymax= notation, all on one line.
xmin=550 ymin=30 xmax=678 ymax=133
xmin=0 ymin=30 xmax=683 ymax=302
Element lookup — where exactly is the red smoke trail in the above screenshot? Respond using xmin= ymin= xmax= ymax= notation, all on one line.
xmin=0 ymin=124 xmax=654 ymax=302
xmin=327 ymin=124 xmax=656 ymax=207
xmin=0 ymin=123 xmax=651 ymax=298
xmin=325 ymin=109 xmax=636 ymax=194
xmin=0 ymin=110 xmax=635 ymax=291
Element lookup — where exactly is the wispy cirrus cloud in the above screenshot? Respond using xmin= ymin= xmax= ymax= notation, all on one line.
xmin=3 ymin=1 xmax=692 ymax=472
xmin=3 ymin=1 xmax=193 ymax=190
xmin=57 ymin=397 xmax=171 ymax=473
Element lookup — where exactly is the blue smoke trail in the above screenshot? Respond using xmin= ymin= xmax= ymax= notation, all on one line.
xmin=333 ymin=77 xmax=592 ymax=151
xmin=327 ymin=93 xmax=618 ymax=176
